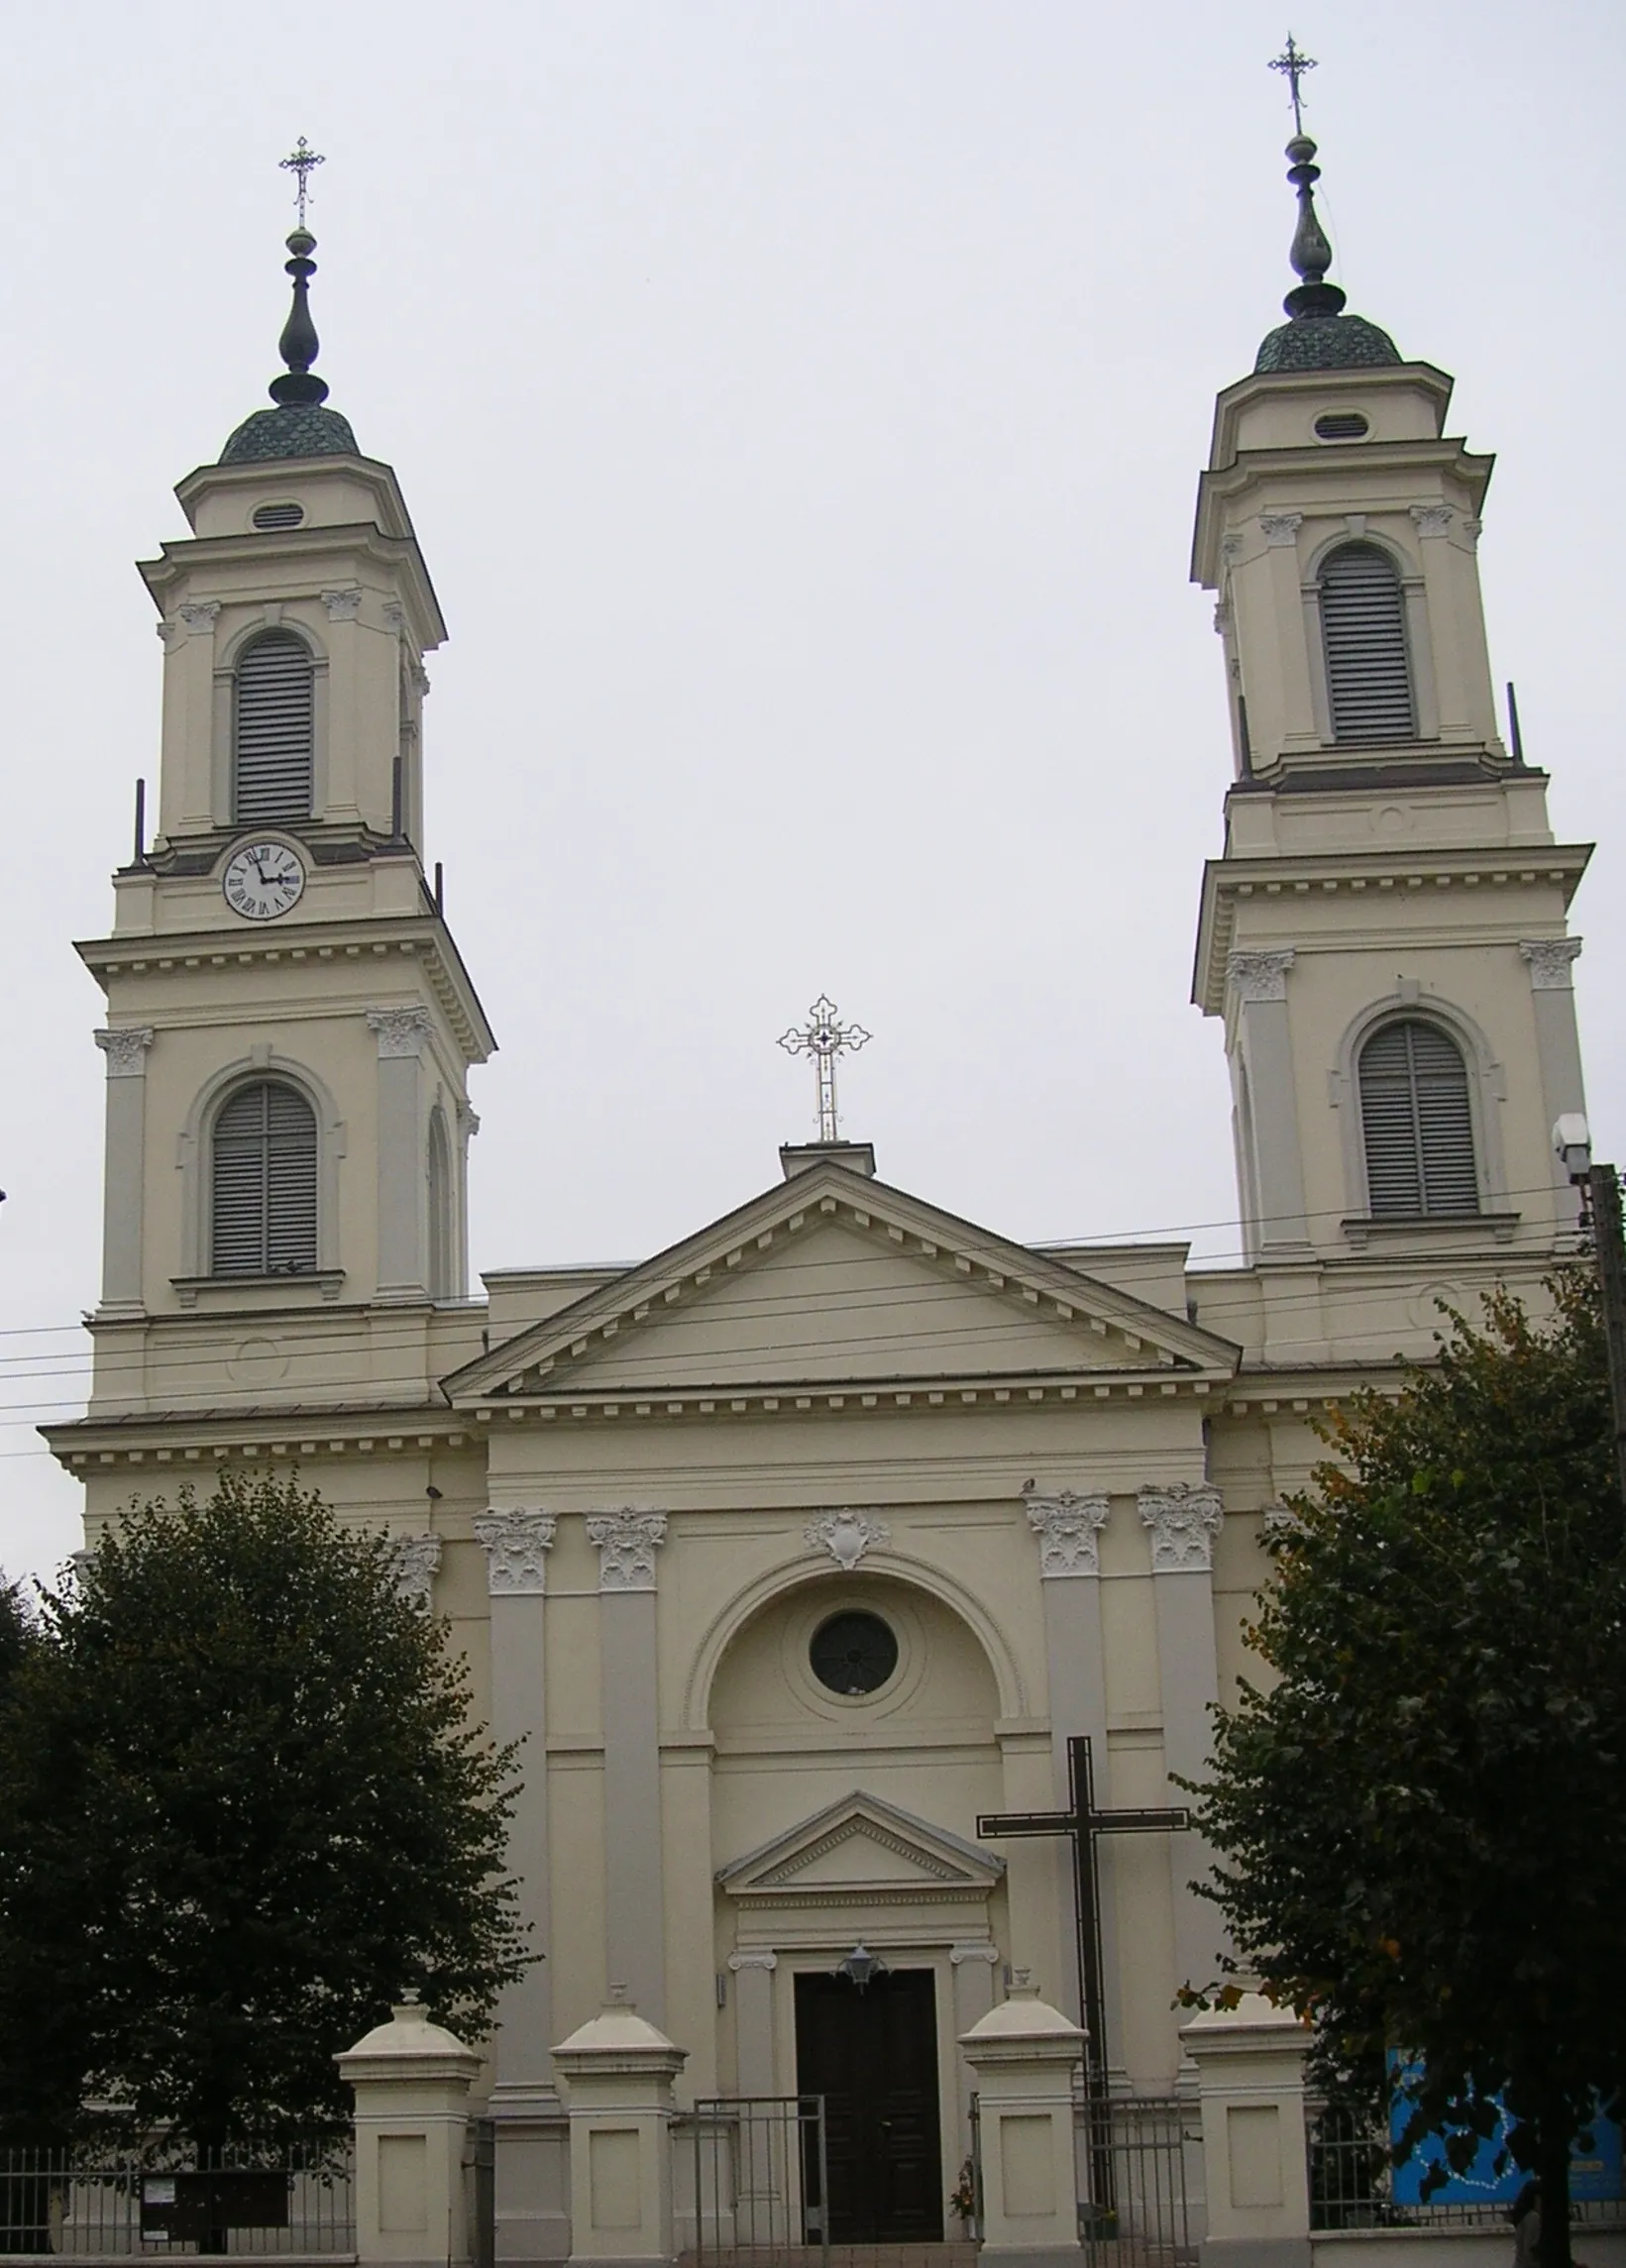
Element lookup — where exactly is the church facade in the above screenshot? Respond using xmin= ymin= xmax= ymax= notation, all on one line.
xmin=49 ymin=133 xmax=1593 ymax=2260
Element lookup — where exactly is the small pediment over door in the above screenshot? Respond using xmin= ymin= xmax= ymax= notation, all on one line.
xmin=718 ymin=1790 xmax=1004 ymax=1928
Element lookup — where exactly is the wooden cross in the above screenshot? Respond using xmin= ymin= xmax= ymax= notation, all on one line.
xmin=977 ymin=1734 xmax=1189 ymax=2086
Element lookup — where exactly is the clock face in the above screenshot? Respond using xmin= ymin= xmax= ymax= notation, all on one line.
xmin=223 ymin=840 xmax=306 ymax=921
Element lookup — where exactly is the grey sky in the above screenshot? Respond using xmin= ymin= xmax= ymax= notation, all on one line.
xmin=4 ymin=1 xmax=1622 ymax=1581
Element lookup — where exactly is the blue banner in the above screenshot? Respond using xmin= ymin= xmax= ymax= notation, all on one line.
xmin=1387 ymin=2061 xmax=1622 ymax=2207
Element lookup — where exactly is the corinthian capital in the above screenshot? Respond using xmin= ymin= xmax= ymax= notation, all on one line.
xmin=587 ymin=1509 xmax=668 ymax=1593
xmin=94 ymin=1027 xmax=155 ymax=1077
xmin=388 ymin=1533 xmax=442 ymax=1610
xmin=474 ymin=1509 xmax=558 ymax=1595
xmin=1226 ymin=948 xmax=1296 ymax=1005
xmin=367 ymin=1006 xmax=435 ymax=1058
xmin=1138 ymin=1483 xmax=1224 ymax=1573
xmin=1519 ymin=937 xmax=1582 ymax=992
xmin=1024 ymin=1487 xmax=1110 ymax=1577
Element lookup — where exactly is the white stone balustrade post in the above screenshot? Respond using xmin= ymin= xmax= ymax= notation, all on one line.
xmin=337 ymin=2000 xmax=483 ymax=2268
xmin=552 ymin=2001 xmax=688 ymax=2268
xmin=1179 ymin=1995 xmax=1312 ymax=2268
xmin=960 ymin=1976 xmax=1087 ymax=2268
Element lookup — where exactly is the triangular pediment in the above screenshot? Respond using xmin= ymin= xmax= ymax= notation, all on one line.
xmin=717 ymin=1790 xmax=1005 ymax=1898
xmin=445 ymin=1163 xmax=1238 ymax=1405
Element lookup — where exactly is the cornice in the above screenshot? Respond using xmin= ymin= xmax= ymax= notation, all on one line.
xmin=448 ymin=1165 xmax=1240 ymax=1404
xmin=45 ymin=1406 xmax=479 ymax=1474
xmin=1193 ymin=842 xmax=1593 ymax=1016
xmin=139 ymin=519 xmax=446 ymax=649
xmin=76 ymin=912 xmax=496 ymax=1063
xmin=1193 ymin=431 xmax=1493 ymax=588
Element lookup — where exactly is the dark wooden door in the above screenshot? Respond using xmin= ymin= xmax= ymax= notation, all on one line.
xmin=795 ymin=1968 xmax=942 ymax=2241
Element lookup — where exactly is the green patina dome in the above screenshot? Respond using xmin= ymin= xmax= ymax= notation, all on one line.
xmin=219 ymin=401 xmax=359 ymax=465
xmin=1254 ymin=311 xmax=1402 ymax=374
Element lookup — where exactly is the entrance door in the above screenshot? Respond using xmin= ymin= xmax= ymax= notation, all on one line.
xmin=795 ymin=1968 xmax=942 ymax=2242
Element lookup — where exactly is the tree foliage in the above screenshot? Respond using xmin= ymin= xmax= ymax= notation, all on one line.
xmin=1188 ymin=1271 xmax=1626 ymax=2265
xmin=0 ymin=1473 xmax=526 ymax=2152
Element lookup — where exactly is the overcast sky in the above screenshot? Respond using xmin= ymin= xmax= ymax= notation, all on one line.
xmin=4 ymin=0 xmax=1622 ymax=1583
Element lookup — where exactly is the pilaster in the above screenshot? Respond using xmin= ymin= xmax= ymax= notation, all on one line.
xmin=475 ymin=1509 xmax=566 ymax=2268
xmin=1225 ymin=950 xmax=1309 ymax=1256
xmin=587 ymin=1511 xmax=669 ymax=2024
xmin=1520 ymin=938 xmax=1588 ymax=1218
xmin=1138 ymin=1484 xmax=1227 ymax=2015
xmin=94 ymin=1027 xmax=155 ymax=1313
xmin=1024 ymin=1487 xmax=1123 ymax=2065
xmin=368 ymin=1006 xmax=434 ymax=1299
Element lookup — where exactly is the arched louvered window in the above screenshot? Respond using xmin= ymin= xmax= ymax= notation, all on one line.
xmin=1320 ymin=542 xmax=1416 ymax=743
xmin=211 ymin=1079 xmax=318 ymax=1276
xmin=1358 ymin=1020 xmax=1478 ymax=1219
xmin=427 ymin=1109 xmax=454 ymax=1300
xmin=234 ymin=632 xmax=315 ymax=822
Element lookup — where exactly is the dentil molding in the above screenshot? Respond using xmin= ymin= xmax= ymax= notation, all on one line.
xmin=95 ymin=1027 xmax=155 ymax=1077
xmin=1023 ymin=1486 xmax=1110 ymax=1577
xmin=366 ymin=1006 xmax=435 ymax=1058
xmin=805 ymin=1509 xmax=889 ymax=1572
xmin=587 ymin=1509 xmax=668 ymax=1592
xmin=1519 ymin=937 xmax=1583 ymax=991
xmin=389 ymin=1532 xmax=442 ymax=1610
xmin=473 ymin=1509 xmax=558 ymax=1595
xmin=1138 ymin=1483 xmax=1225 ymax=1573
xmin=1226 ymin=948 xmax=1296 ymax=1005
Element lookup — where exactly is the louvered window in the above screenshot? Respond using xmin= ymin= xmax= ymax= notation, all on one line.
xmin=234 ymin=632 xmax=315 ymax=822
xmin=1320 ymin=542 xmax=1416 ymax=743
xmin=1358 ymin=1021 xmax=1479 ymax=1219
xmin=211 ymin=1079 xmax=318 ymax=1276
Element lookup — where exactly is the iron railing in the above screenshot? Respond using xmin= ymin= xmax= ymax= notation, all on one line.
xmin=1076 ymin=2097 xmax=1200 ymax=2268
xmin=0 ymin=2144 xmax=354 ymax=2256
xmin=688 ymin=2098 xmax=828 ymax=2268
xmin=1309 ymin=2105 xmax=1626 ymax=2233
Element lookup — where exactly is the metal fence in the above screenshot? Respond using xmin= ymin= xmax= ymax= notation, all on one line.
xmin=1076 ymin=2097 xmax=1200 ymax=2268
xmin=1310 ymin=2105 xmax=1625 ymax=2234
xmin=687 ymin=2098 xmax=828 ymax=2268
xmin=0 ymin=2145 xmax=355 ymax=2256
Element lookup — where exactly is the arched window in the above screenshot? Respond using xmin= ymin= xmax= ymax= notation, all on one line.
xmin=427 ymin=1108 xmax=454 ymax=1299
xmin=211 ymin=1079 xmax=318 ymax=1275
xmin=1357 ymin=1020 xmax=1478 ymax=1218
xmin=234 ymin=631 xmax=315 ymax=822
xmin=1319 ymin=542 xmax=1415 ymax=743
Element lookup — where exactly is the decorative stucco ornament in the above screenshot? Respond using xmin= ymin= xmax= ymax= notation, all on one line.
xmin=473 ymin=1508 xmax=558 ymax=1595
xmin=805 ymin=1510 xmax=889 ymax=1573
xmin=388 ymin=1532 xmax=442 ymax=1610
xmin=587 ymin=1509 xmax=668 ymax=1593
xmin=1024 ymin=1486 xmax=1111 ymax=1577
xmin=1138 ymin=1483 xmax=1225 ymax=1573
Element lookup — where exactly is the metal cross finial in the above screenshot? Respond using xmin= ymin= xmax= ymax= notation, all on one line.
xmin=778 ymin=995 xmax=871 ymax=1144
xmin=279 ymin=137 xmax=326 ymax=227
xmin=1269 ymin=34 xmax=1318 ymax=134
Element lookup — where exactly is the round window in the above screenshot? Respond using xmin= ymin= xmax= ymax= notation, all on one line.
xmin=810 ymin=1610 xmax=899 ymax=1697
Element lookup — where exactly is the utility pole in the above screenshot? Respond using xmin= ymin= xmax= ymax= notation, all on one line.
xmin=1555 ymin=1118 xmax=1626 ymax=1510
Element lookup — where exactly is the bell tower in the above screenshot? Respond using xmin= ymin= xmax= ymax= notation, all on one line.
xmin=84 ymin=217 xmax=493 ymax=1398
xmin=1191 ymin=126 xmax=1591 ymax=1300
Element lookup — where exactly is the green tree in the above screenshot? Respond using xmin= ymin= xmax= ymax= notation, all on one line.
xmin=1187 ymin=1271 xmax=1626 ymax=2268
xmin=0 ymin=1472 xmax=526 ymax=2153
